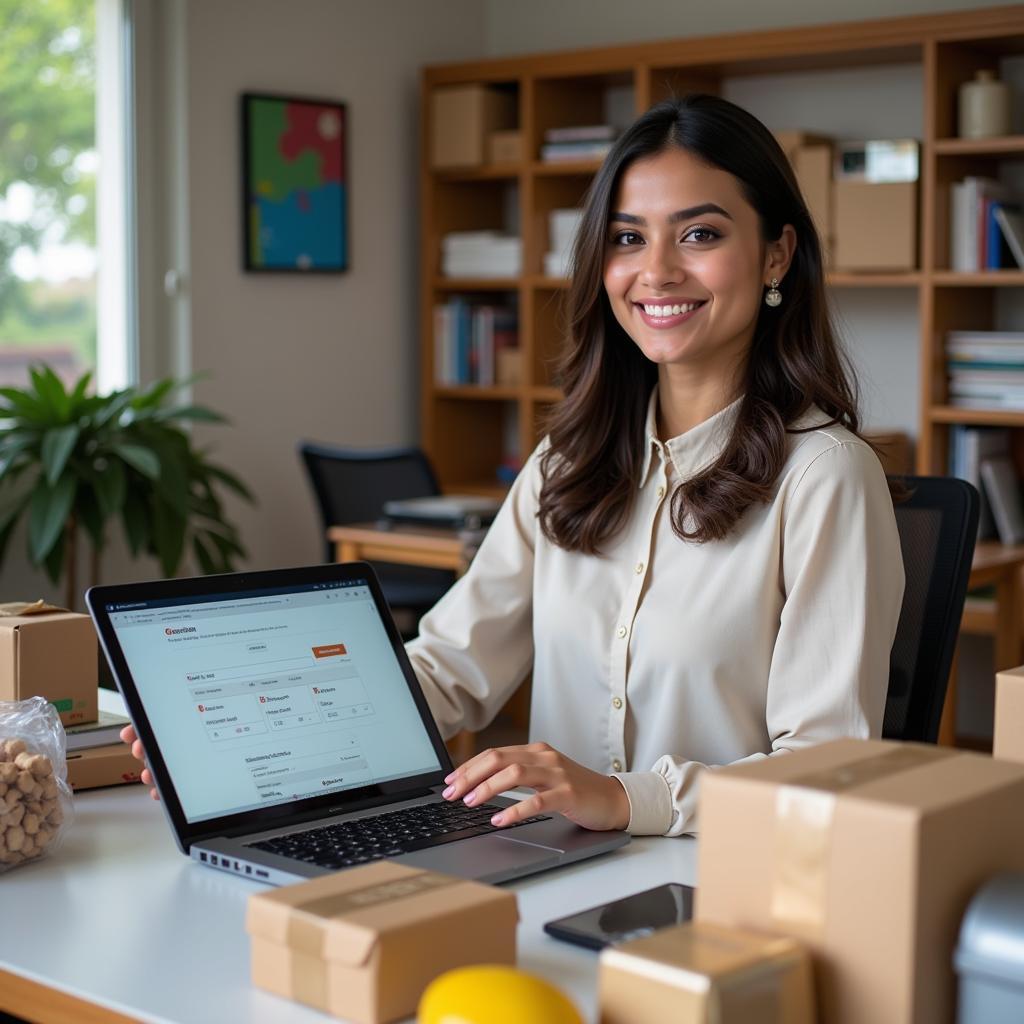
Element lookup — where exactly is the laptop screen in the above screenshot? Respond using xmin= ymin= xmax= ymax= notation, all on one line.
xmin=105 ymin=578 xmax=442 ymax=824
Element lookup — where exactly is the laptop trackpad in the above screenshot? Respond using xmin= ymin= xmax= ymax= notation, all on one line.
xmin=392 ymin=834 xmax=561 ymax=879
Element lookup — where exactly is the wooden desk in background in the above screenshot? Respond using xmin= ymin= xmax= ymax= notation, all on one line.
xmin=330 ymin=525 xmax=1024 ymax=752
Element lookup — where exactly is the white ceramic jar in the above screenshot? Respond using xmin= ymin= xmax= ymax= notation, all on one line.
xmin=958 ymin=69 xmax=1011 ymax=139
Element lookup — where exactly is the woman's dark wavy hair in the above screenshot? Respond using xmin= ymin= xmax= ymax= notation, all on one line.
xmin=538 ymin=94 xmax=869 ymax=553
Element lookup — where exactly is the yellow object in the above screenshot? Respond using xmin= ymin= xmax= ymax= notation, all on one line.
xmin=418 ymin=965 xmax=582 ymax=1024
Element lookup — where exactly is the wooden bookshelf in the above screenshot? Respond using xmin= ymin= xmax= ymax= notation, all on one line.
xmin=420 ymin=5 xmax=1024 ymax=494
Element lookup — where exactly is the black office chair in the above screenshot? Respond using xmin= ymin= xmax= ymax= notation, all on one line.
xmin=298 ymin=442 xmax=456 ymax=625
xmin=883 ymin=475 xmax=980 ymax=743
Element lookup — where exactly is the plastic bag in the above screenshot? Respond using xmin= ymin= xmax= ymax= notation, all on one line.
xmin=0 ymin=695 xmax=74 ymax=872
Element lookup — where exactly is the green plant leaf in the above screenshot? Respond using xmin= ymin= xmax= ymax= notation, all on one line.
xmin=41 ymin=424 xmax=80 ymax=486
xmin=152 ymin=498 xmax=186 ymax=576
xmin=154 ymin=404 xmax=226 ymax=424
xmin=121 ymin=491 xmax=149 ymax=556
xmin=28 ymin=475 xmax=76 ymax=564
xmin=111 ymin=443 xmax=161 ymax=479
xmin=192 ymin=533 xmax=218 ymax=575
xmin=0 ymin=387 xmax=45 ymax=421
xmin=68 ymin=372 xmax=93 ymax=410
xmin=203 ymin=463 xmax=255 ymax=501
xmin=42 ymin=532 xmax=65 ymax=585
xmin=93 ymin=459 xmax=126 ymax=517
xmin=0 ymin=480 xmax=33 ymax=535
xmin=77 ymin=488 xmax=105 ymax=550
xmin=30 ymin=366 xmax=70 ymax=421
xmin=131 ymin=378 xmax=178 ymax=410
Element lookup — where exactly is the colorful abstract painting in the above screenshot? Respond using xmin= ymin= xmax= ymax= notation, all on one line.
xmin=242 ymin=93 xmax=347 ymax=272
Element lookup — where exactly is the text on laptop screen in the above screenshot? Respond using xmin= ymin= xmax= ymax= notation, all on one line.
xmin=107 ymin=581 xmax=441 ymax=823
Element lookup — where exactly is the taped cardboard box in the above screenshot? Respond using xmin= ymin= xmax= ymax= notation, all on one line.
xmin=0 ymin=602 xmax=97 ymax=727
xmin=66 ymin=741 xmax=141 ymax=791
xmin=430 ymin=85 xmax=517 ymax=168
xmin=247 ymin=861 xmax=517 ymax=1024
xmin=696 ymin=738 xmax=1024 ymax=1024
xmin=599 ymin=920 xmax=814 ymax=1024
xmin=995 ymin=666 xmax=1024 ymax=762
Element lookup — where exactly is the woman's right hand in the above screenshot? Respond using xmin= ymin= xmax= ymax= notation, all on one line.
xmin=120 ymin=724 xmax=160 ymax=800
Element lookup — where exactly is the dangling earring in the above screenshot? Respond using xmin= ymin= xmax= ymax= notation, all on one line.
xmin=765 ymin=277 xmax=782 ymax=308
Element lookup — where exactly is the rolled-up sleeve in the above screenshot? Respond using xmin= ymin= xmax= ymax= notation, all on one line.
xmin=614 ymin=440 xmax=904 ymax=837
xmin=405 ymin=452 xmax=542 ymax=740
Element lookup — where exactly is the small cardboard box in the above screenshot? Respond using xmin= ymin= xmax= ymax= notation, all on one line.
xmin=246 ymin=861 xmax=518 ymax=1024
xmin=773 ymin=132 xmax=833 ymax=262
xmin=66 ymin=741 xmax=142 ymax=791
xmin=599 ymin=920 xmax=815 ymax=1024
xmin=995 ymin=666 xmax=1024 ymax=762
xmin=696 ymin=738 xmax=1024 ymax=1024
xmin=488 ymin=129 xmax=523 ymax=164
xmin=430 ymin=85 xmax=517 ymax=168
xmin=834 ymin=180 xmax=917 ymax=270
xmin=0 ymin=607 xmax=97 ymax=726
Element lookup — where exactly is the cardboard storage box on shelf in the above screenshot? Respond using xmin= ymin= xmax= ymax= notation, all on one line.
xmin=995 ymin=666 xmax=1024 ymax=762
xmin=247 ymin=861 xmax=517 ymax=1024
xmin=599 ymin=920 xmax=815 ymax=1024
xmin=66 ymin=742 xmax=141 ymax=791
xmin=488 ymin=129 xmax=523 ymax=164
xmin=0 ymin=602 xmax=97 ymax=727
xmin=430 ymin=85 xmax=517 ymax=168
xmin=834 ymin=181 xmax=917 ymax=270
xmin=696 ymin=738 xmax=1024 ymax=1024
xmin=774 ymin=131 xmax=833 ymax=261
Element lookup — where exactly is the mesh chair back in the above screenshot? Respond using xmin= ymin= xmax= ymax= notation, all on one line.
xmin=883 ymin=476 xmax=979 ymax=743
xmin=299 ymin=443 xmax=441 ymax=559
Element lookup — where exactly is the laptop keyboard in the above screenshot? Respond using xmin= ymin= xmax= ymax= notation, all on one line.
xmin=247 ymin=800 xmax=552 ymax=870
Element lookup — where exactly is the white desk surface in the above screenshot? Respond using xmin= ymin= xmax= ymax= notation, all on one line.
xmin=0 ymin=692 xmax=698 ymax=1024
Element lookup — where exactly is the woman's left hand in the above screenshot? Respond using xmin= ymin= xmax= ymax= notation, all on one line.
xmin=442 ymin=741 xmax=630 ymax=832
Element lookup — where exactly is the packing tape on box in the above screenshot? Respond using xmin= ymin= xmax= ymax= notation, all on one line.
xmin=771 ymin=745 xmax=956 ymax=936
xmin=286 ymin=871 xmax=459 ymax=1004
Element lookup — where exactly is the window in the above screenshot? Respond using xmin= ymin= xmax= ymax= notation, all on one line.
xmin=0 ymin=0 xmax=133 ymax=392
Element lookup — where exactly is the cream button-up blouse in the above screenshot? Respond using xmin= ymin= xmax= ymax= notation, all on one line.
xmin=406 ymin=395 xmax=905 ymax=836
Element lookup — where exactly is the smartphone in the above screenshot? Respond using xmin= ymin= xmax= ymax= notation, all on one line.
xmin=543 ymin=882 xmax=694 ymax=950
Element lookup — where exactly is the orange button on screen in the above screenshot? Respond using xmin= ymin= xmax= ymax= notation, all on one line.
xmin=312 ymin=643 xmax=347 ymax=659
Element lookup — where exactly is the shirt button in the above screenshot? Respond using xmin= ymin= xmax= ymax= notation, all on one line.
xmin=634 ymin=562 xmax=644 ymax=574
xmin=612 ymin=697 xmax=623 ymax=709
xmin=656 ymin=485 xmax=666 ymax=499
xmin=616 ymin=625 xmax=627 ymax=639
xmin=612 ymin=759 xmax=622 ymax=772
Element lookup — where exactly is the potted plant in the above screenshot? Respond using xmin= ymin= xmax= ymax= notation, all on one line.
xmin=0 ymin=366 xmax=253 ymax=608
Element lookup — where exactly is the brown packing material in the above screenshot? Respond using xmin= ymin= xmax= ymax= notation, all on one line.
xmin=696 ymin=738 xmax=1024 ymax=1024
xmin=247 ymin=861 xmax=517 ymax=1024
xmin=66 ymin=741 xmax=142 ymax=791
xmin=0 ymin=605 xmax=97 ymax=726
xmin=430 ymin=85 xmax=517 ymax=168
xmin=995 ymin=666 xmax=1024 ymax=762
xmin=488 ymin=130 xmax=523 ymax=164
xmin=599 ymin=920 xmax=814 ymax=1024
xmin=834 ymin=180 xmax=917 ymax=270
xmin=773 ymin=131 xmax=833 ymax=262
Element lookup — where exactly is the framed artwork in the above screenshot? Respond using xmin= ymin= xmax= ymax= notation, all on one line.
xmin=241 ymin=92 xmax=348 ymax=272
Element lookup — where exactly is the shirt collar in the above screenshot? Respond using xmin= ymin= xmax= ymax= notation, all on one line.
xmin=639 ymin=388 xmax=743 ymax=487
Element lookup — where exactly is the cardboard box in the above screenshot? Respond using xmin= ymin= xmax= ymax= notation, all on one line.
xmin=599 ymin=920 xmax=815 ymax=1024
xmin=696 ymin=738 xmax=1024 ymax=1024
xmin=430 ymin=85 xmax=517 ymax=168
xmin=488 ymin=129 xmax=523 ymax=164
xmin=247 ymin=861 xmax=517 ymax=1024
xmin=496 ymin=347 xmax=522 ymax=386
xmin=995 ymin=666 xmax=1024 ymax=762
xmin=834 ymin=180 xmax=917 ymax=270
xmin=773 ymin=132 xmax=833 ymax=262
xmin=0 ymin=607 xmax=97 ymax=726
xmin=66 ymin=741 xmax=141 ymax=791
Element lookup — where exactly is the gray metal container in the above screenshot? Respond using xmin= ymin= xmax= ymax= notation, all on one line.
xmin=956 ymin=872 xmax=1024 ymax=1023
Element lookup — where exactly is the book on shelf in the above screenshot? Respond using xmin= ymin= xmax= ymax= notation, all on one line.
xmin=949 ymin=177 xmax=1017 ymax=272
xmin=994 ymin=206 xmax=1024 ymax=269
xmin=544 ymin=124 xmax=617 ymax=144
xmin=948 ymin=425 xmax=1011 ymax=539
xmin=433 ymin=298 xmax=518 ymax=386
xmin=64 ymin=707 xmax=131 ymax=752
xmin=980 ymin=455 xmax=1024 ymax=545
xmin=539 ymin=141 xmax=614 ymax=162
xmin=440 ymin=231 xmax=522 ymax=278
xmin=544 ymin=207 xmax=584 ymax=279
xmin=946 ymin=332 xmax=1024 ymax=410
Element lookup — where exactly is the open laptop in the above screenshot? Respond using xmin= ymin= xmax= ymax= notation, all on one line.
xmin=86 ymin=562 xmax=629 ymax=886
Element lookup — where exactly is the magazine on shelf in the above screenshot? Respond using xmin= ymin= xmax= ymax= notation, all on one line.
xmin=995 ymin=206 xmax=1024 ymax=269
xmin=980 ymin=456 xmax=1024 ymax=545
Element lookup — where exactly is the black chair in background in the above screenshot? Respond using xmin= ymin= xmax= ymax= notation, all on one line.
xmin=298 ymin=442 xmax=457 ymax=629
xmin=884 ymin=475 xmax=980 ymax=743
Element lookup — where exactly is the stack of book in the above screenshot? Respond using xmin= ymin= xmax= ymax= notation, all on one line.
xmin=949 ymin=176 xmax=1024 ymax=271
xmin=946 ymin=331 xmax=1024 ymax=410
xmin=543 ymin=208 xmax=584 ymax=279
xmin=949 ymin=425 xmax=1024 ymax=544
xmin=65 ymin=705 xmax=140 ymax=791
xmin=539 ymin=124 xmax=616 ymax=163
xmin=434 ymin=298 xmax=519 ymax=386
xmin=441 ymin=231 xmax=522 ymax=278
